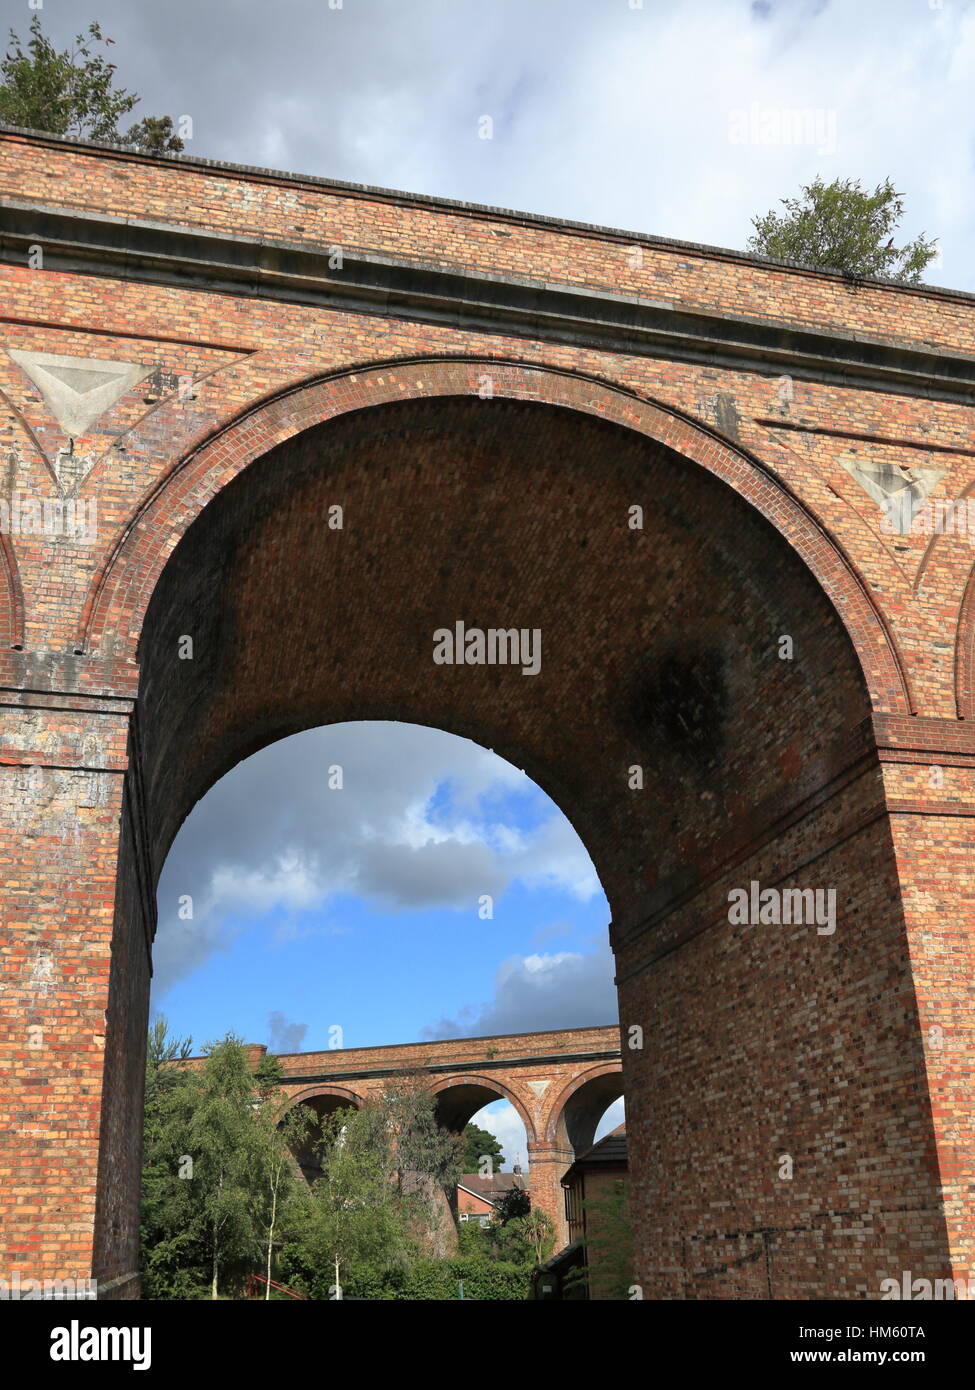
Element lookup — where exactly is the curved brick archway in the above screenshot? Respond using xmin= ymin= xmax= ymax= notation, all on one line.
xmin=544 ymin=1064 xmax=626 ymax=1152
xmin=80 ymin=358 xmax=911 ymax=717
xmin=429 ymin=1075 xmax=537 ymax=1146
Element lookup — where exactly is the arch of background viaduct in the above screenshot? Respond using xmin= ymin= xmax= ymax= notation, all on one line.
xmin=426 ymin=1074 xmax=538 ymax=1144
xmin=544 ymin=1064 xmax=627 ymax=1148
xmin=1 ymin=130 xmax=972 ymax=1302
xmin=282 ymin=1083 xmax=368 ymax=1112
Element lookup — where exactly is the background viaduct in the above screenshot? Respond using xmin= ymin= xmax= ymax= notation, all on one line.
xmin=0 ymin=126 xmax=972 ymax=1300
xmin=239 ymin=1024 xmax=622 ymax=1249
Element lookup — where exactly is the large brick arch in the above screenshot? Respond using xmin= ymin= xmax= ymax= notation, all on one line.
xmin=543 ymin=1063 xmax=626 ymax=1151
xmin=429 ymin=1075 xmax=537 ymax=1145
xmin=75 ymin=378 xmax=953 ymax=1303
xmin=80 ymin=357 xmax=910 ymax=716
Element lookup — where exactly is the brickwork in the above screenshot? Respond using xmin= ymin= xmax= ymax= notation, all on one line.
xmin=0 ymin=129 xmax=972 ymax=1299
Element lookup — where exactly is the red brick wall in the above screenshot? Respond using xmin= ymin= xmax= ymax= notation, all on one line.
xmin=457 ymin=1191 xmax=496 ymax=1217
xmin=0 ymin=130 xmax=971 ymax=1299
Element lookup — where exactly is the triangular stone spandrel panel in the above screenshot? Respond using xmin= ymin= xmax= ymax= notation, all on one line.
xmin=8 ymin=350 xmax=149 ymax=438
xmin=840 ymin=459 xmax=945 ymax=534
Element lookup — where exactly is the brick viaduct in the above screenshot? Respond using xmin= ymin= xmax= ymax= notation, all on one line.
xmin=235 ymin=1025 xmax=623 ymax=1248
xmin=0 ymin=126 xmax=972 ymax=1300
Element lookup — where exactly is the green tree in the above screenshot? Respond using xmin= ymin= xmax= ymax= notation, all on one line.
xmin=0 ymin=15 xmax=183 ymax=151
xmin=495 ymin=1207 xmax=555 ymax=1267
xmin=747 ymin=176 xmax=938 ymax=284
xmin=493 ymin=1185 xmax=531 ymax=1223
xmin=283 ymin=1105 xmax=416 ymax=1299
xmin=378 ymin=1073 xmax=464 ymax=1197
xmin=461 ymin=1122 xmax=504 ymax=1173
xmin=184 ymin=1035 xmax=267 ymax=1298
xmin=145 ymin=1014 xmax=192 ymax=1097
xmin=140 ymin=1017 xmax=206 ymax=1299
xmin=251 ymin=1086 xmax=313 ymax=1300
xmin=376 ymin=1074 xmax=465 ymax=1259
xmin=141 ymin=1028 xmax=321 ymax=1300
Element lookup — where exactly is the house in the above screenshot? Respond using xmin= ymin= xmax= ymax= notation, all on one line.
xmin=534 ymin=1125 xmax=629 ymax=1299
xmin=455 ymin=1166 xmax=528 ymax=1228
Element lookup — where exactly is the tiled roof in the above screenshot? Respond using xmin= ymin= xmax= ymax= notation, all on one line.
xmin=575 ymin=1123 xmax=627 ymax=1166
xmin=457 ymin=1171 xmax=528 ymax=1201
xmin=561 ymin=1124 xmax=627 ymax=1186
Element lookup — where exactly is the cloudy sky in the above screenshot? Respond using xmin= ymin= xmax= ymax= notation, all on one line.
xmin=10 ymin=0 xmax=975 ymax=286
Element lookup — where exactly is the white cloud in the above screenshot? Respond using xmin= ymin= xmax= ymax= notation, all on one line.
xmin=153 ymin=722 xmax=604 ymax=994
xmin=422 ymin=941 xmax=618 ymax=1039
xmin=470 ymin=1100 xmax=529 ymax=1173
xmin=594 ymin=1097 xmax=625 ymax=1144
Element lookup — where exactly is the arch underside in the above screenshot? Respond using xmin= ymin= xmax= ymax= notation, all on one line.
xmin=282 ymin=1089 xmax=363 ymax=1183
xmin=87 ymin=360 xmax=908 ymax=716
xmin=134 ymin=393 xmax=876 ymax=917
xmin=93 ymin=389 xmax=953 ymax=1296
xmin=553 ymin=1070 xmax=626 ymax=1156
xmin=432 ymin=1078 xmax=534 ymax=1144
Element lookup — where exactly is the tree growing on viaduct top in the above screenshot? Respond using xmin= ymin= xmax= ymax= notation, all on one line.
xmin=0 ymin=14 xmax=183 ymax=152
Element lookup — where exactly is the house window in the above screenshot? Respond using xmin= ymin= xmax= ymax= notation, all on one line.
xmin=459 ymin=1212 xmax=469 ymax=1222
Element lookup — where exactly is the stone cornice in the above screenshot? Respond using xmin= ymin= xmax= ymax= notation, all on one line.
xmin=4 ymin=198 xmax=975 ymax=405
